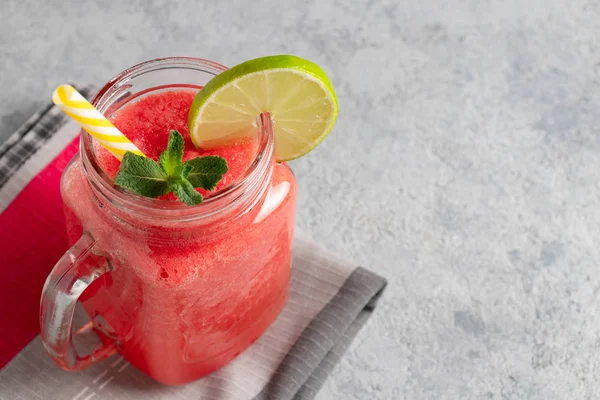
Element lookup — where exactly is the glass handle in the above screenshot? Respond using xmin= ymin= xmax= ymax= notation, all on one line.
xmin=40 ymin=233 xmax=116 ymax=370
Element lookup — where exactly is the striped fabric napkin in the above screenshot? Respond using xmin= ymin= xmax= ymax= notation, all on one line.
xmin=0 ymin=87 xmax=387 ymax=400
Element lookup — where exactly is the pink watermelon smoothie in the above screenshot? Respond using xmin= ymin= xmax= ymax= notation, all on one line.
xmin=61 ymin=89 xmax=297 ymax=384
xmin=95 ymin=89 xmax=257 ymax=198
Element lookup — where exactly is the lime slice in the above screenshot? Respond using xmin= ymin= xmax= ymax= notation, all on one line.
xmin=188 ymin=55 xmax=338 ymax=161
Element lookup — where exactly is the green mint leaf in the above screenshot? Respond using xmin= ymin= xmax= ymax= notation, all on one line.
xmin=158 ymin=130 xmax=185 ymax=177
xmin=114 ymin=129 xmax=228 ymax=205
xmin=173 ymin=179 xmax=204 ymax=206
xmin=114 ymin=152 xmax=170 ymax=198
xmin=184 ymin=156 xmax=229 ymax=191
xmin=182 ymin=163 xmax=193 ymax=178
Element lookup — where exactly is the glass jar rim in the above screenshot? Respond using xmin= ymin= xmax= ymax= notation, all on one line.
xmin=79 ymin=57 xmax=274 ymax=222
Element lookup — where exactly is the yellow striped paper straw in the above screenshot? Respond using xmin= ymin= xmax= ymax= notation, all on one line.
xmin=52 ymin=85 xmax=145 ymax=160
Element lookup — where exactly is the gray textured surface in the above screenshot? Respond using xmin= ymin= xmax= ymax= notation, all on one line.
xmin=1 ymin=0 xmax=600 ymax=399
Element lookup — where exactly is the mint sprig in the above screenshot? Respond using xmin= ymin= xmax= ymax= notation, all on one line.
xmin=114 ymin=130 xmax=228 ymax=205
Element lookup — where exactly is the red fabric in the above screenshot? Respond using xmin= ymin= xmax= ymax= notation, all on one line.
xmin=0 ymin=137 xmax=80 ymax=368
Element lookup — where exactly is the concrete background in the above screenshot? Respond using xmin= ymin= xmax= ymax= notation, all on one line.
xmin=3 ymin=0 xmax=600 ymax=398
